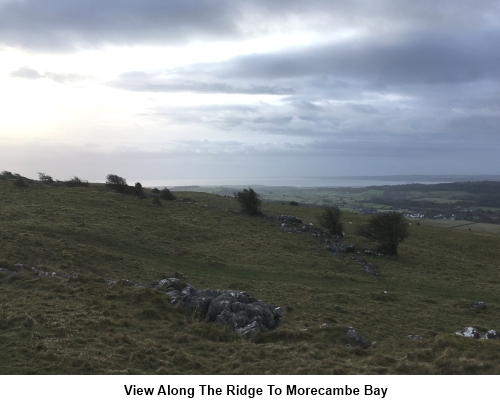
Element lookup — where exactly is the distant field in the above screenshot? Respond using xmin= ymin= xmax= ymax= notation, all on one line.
xmin=171 ymin=185 xmax=384 ymax=206
xmin=415 ymin=219 xmax=500 ymax=234
xmin=174 ymin=184 xmax=500 ymax=226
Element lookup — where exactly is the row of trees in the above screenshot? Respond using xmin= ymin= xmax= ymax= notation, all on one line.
xmin=10 ymin=171 xmax=408 ymax=254
xmin=5 ymin=171 xmax=90 ymax=188
xmin=8 ymin=171 xmax=176 ymax=201
xmin=234 ymin=187 xmax=409 ymax=255
xmin=105 ymin=174 xmax=176 ymax=200
xmin=316 ymin=206 xmax=409 ymax=254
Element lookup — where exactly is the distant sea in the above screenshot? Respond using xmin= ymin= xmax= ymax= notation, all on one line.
xmin=134 ymin=175 xmax=500 ymax=189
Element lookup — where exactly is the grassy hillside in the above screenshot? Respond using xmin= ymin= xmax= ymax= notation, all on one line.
xmin=1 ymin=180 xmax=500 ymax=374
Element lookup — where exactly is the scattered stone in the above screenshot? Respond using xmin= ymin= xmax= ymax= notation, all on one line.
xmin=456 ymin=327 xmax=479 ymax=338
xmin=108 ymin=278 xmax=135 ymax=285
xmin=320 ymin=323 xmax=328 ymax=329
xmin=483 ymin=330 xmax=500 ymax=340
xmin=300 ymin=224 xmax=324 ymax=235
xmin=0 ymin=268 xmax=17 ymax=276
xmin=455 ymin=327 xmax=500 ymax=339
xmin=361 ymin=261 xmax=380 ymax=277
xmin=330 ymin=244 xmax=356 ymax=254
xmin=157 ymin=278 xmax=182 ymax=288
xmin=471 ymin=301 xmax=487 ymax=310
xmin=364 ymin=248 xmax=382 ymax=256
xmin=407 ymin=334 xmax=424 ymax=340
xmin=345 ymin=326 xmax=371 ymax=348
xmin=278 ymin=215 xmax=303 ymax=225
xmin=14 ymin=263 xmax=23 ymax=269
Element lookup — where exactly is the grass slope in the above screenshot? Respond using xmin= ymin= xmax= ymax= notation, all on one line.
xmin=1 ymin=181 xmax=500 ymax=374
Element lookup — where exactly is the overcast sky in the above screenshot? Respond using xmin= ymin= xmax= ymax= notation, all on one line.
xmin=1 ymin=0 xmax=499 ymax=185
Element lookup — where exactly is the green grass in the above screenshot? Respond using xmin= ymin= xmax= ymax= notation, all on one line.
xmin=1 ymin=181 xmax=500 ymax=374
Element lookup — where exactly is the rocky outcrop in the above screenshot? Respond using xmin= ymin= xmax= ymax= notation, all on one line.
xmin=157 ymin=278 xmax=283 ymax=338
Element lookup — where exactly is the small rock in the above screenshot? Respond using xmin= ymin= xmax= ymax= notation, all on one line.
xmin=456 ymin=327 xmax=479 ymax=338
xmin=157 ymin=278 xmax=181 ymax=288
xmin=360 ymin=261 xmax=380 ymax=277
xmin=345 ymin=326 xmax=371 ymax=348
xmin=456 ymin=327 xmax=500 ymax=340
xmin=407 ymin=334 xmax=424 ymax=340
xmin=278 ymin=215 xmax=302 ymax=225
xmin=330 ymin=244 xmax=356 ymax=254
xmin=14 ymin=263 xmax=23 ymax=269
xmin=471 ymin=301 xmax=487 ymax=310
xmin=483 ymin=330 xmax=500 ymax=340
xmin=237 ymin=321 xmax=262 ymax=338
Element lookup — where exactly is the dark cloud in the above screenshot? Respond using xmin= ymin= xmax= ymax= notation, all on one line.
xmin=196 ymin=28 xmax=500 ymax=86
xmin=0 ymin=0 xmax=238 ymax=51
xmin=1 ymin=0 xmax=498 ymax=52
